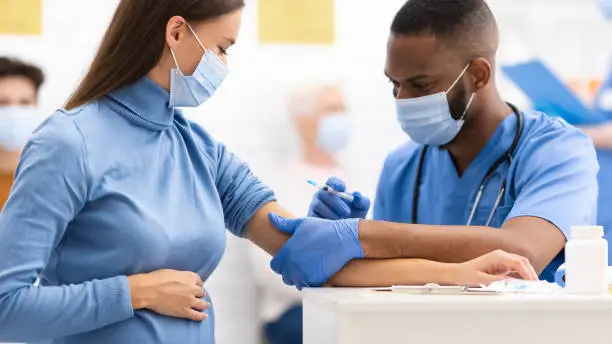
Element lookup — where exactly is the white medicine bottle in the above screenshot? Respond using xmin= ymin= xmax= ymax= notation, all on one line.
xmin=565 ymin=226 xmax=608 ymax=295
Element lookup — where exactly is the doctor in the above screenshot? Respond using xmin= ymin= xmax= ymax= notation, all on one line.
xmin=274 ymin=0 xmax=599 ymax=286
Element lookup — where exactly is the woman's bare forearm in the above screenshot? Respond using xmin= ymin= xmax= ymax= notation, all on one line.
xmin=329 ymin=258 xmax=457 ymax=287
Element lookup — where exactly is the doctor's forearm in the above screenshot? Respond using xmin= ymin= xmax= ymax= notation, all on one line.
xmin=357 ymin=220 xmax=527 ymax=264
xmin=245 ymin=201 xmax=293 ymax=256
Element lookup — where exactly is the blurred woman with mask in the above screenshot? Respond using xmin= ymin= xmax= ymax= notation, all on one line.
xmin=0 ymin=57 xmax=45 ymax=210
xmin=276 ymin=83 xmax=359 ymax=211
xmin=249 ymin=83 xmax=364 ymax=344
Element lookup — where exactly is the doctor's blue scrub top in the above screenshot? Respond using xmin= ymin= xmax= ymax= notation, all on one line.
xmin=0 ymin=77 xmax=276 ymax=344
xmin=374 ymin=110 xmax=599 ymax=282
xmin=593 ymin=70 xmax=612 ymax=263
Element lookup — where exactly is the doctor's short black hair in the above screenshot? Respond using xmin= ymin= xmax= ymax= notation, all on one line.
xmin=391 ymin=0 xmax=497 ymax=49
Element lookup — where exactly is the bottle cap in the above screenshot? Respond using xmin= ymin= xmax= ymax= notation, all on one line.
xmin=570 ymin=226 xmax=604 ymax=239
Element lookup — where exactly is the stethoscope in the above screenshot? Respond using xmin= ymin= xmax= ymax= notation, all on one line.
xmin=411 ymin=102 xmax=524 ymax=226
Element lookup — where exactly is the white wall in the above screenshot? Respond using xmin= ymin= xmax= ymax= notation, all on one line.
xmin=1 ymin=1 xmax=611 ymax=344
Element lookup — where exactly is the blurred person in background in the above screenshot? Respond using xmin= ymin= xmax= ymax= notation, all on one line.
xmin=250 ymin=83 xmax=368 ymax=344
xmin=581 ymin=0 xmax=612 ymax=262
xmin=270 ymin=83 xmax=368 ymax=213
xmin=0 ymin=57 xmax=44 ymax=210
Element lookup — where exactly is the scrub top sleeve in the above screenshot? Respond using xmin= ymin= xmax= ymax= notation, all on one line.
xmin=372 ymin=142 xmax=419 ymax=221
xmin=215 ymin=144 xmax=276 ymax=237
xmin=0 ymin=114 xmax=134 ymax=343
xmin=507 ymin=128 xmax=599 ymax=239
xmin=373 ymin=160 xmax=390 ymax=221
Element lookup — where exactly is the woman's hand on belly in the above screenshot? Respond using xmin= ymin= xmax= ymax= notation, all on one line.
xmin=128 ymin=269 xmax=209 ymax=321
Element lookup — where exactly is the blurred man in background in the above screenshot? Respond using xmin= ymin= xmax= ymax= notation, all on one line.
xmin=250 ymin=83 xmax=364 ymax=344
xmin=0 ymin=57 xmax=45 ymax=210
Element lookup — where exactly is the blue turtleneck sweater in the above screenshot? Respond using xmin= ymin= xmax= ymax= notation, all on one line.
xmin=0 ymin=77 xmax=275 ymax=344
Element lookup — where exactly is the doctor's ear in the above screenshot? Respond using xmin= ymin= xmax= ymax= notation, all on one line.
xmin=468 ymin=57 xmax=492 ymax=90
xmin=166 ymin=16 xmax=188 ymax=47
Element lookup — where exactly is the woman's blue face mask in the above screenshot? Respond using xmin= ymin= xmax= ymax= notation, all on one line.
xmin=168 ymin=23 xmax=229 ymax=108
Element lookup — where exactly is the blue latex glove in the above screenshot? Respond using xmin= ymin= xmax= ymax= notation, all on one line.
xmin=307 ymin=177 xmax=371 ymax=220
xmin=268 ymin=212 xmax=363 ymax=289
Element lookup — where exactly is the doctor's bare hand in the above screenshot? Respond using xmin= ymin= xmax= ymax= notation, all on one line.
xmin=451 ymin=250 xmax=539 ymax=286
xmin=128 ymin=269 xmax=209 ymax=321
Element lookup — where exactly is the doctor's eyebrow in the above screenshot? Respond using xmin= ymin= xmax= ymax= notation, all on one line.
xmin=384 ymin=72 xmax=430 ymax=83
xmin=223 ymin=37 xmax=236 ymax=45
xmin=406 ymin=75 xmax=430 ymax=82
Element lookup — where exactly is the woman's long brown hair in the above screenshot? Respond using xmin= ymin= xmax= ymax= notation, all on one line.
xmin=65 ymin=0 xmax=244 ymax=110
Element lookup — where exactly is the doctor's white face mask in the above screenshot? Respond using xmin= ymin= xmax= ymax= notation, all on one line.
xmin=168 ymin=23 xmax=229 ymax=108
xmin=395 ymin=64 xmax=476 ymax=146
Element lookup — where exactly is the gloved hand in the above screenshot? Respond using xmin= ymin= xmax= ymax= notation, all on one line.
xmin=268 ymin=212 xmax=363 ymax=289
xmin=307 ymin=177 xmax=371 ymax=220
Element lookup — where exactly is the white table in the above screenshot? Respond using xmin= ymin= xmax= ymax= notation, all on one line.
xmin=302 ymin=288 xmax=612 ymax=344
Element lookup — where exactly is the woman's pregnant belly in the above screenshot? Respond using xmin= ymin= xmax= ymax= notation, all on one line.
xmin=50 ymin=295 xmax=215 ymax=344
